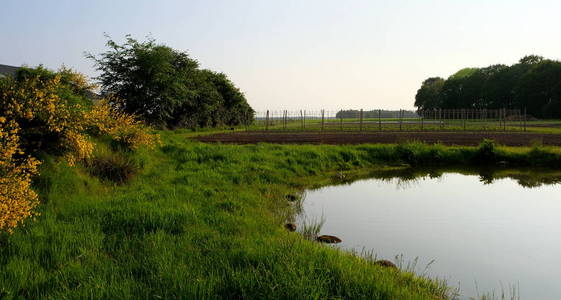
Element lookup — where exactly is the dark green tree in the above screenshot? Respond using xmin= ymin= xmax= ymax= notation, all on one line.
xmin=414 ymin=77 xmax=444 ymax=111
xmin=88 ymin=36 xmax=254 ymax=128
xmin=414 ymin=55 xmax=561 ymax=118
xmin=515 ymin=59 xmax=561 ymax=118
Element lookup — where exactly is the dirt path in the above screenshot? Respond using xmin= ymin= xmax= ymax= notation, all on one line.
xmin=195 ymin=131 xmax=561 ymax=146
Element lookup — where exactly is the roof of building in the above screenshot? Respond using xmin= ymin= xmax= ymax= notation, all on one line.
xmin=0 ymin=64 xmax=101 ymax=100
xmin=0 ymin=64 xmax=19 ymax=78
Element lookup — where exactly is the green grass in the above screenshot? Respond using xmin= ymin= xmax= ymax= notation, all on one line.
xmin=3 ymin=132 xmax=561 ymax=299
xmin=251 ymin=118 xmax=561 ymax=133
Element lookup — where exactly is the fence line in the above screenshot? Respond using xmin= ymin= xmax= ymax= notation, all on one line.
xmin=251 ymin=108 xmax=527 ymax=132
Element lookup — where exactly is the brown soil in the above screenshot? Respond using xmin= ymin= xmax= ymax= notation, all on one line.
xmin=195 ymin=131 xmax=561 ymax=146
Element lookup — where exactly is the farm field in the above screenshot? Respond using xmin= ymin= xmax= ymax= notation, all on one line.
xmin=196 ymin=131 xmax=561 ymax=146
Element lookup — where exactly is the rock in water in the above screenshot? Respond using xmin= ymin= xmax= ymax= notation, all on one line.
xmin=375 ymin=260 xmax=397 ymax=269
xmin=285 ymin=223 xmax=297 ymax=232
xmin=316 ymin=235 xmax=342 ymax=244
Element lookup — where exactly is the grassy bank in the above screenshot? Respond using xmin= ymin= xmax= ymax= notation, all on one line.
xmin=2 ymin=131 xmax=561 ymax=299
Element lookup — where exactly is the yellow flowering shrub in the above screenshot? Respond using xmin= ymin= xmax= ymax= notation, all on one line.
xmin=0 ymin=75 xmax=94 ymax=165
xmin=63 ymin=131 xmax=94 ymax=166
xmin=86 ymin=100 xmax=160 ymax=150
xmin=0 ymin=68 xmax=158 ymax=233
xmin=0 ymin=118 xmax=40 ymax=233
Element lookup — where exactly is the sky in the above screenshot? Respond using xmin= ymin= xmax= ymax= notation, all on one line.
xmin=2 ymin=0 xmax=561 ymax=111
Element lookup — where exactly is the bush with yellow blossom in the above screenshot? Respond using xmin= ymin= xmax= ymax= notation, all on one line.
xmin=86 ymin=99 xmax=160 ymax=150
xmin=0 ymin=73 xmax=94 ymax=165
xmin=0 ymin=117 xmax=40 ymax=233
xmin=0 ymin=66 xmax=158 ymax=233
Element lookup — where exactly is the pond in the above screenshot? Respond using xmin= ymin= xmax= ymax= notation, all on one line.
xmin=297 ymin=168 xmax=561 ymax=300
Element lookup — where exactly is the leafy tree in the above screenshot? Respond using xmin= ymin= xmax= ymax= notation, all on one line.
xmin=202 ymin=70 xmax=255 ymax=126
xmin=414 ymin=77 xmax=444 ymax=111
xmin=515 ymin=59 xmax=561 ymax=118
xmin=88 ymin=36 xmax=254 ymax=128
xmin=519 ymin=55 xmax=544 ymax=65
xmin=414 ymin=55 xmax=561 ymax=118
xmin=439 ymin=68 xmax=481 ymax=109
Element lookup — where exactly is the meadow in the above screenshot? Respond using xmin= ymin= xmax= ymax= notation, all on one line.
xmin=251 ymin=116 xmax=561 ymax=133
xmin=3 ymin=130 xmax=561 ymax=299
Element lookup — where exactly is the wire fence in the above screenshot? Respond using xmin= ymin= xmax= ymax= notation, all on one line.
xmin=251 ymin=108 xmax=527 ymax=132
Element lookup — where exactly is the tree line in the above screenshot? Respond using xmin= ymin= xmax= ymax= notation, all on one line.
xmin=336 ymin=109 xmax=418 ymax=119
xmin=414 ymin=55 xmax=561 ymax=118
xmin=88 ymin=36 xmax=254 ymax=128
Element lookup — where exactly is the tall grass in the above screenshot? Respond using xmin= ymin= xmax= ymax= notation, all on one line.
xmin=3 ymin=131 xmax=561 ymax=299
xmin=298 ymin=215 xmax=325 ymax=241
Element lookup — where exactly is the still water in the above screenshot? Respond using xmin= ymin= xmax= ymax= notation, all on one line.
xmin=298 ymin=170 xmax=561 ymax=300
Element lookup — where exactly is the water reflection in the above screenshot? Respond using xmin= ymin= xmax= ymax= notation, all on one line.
xmin=330 ymin=167 xmax=561 ymax=189
xmin=300 ymin=168 xmax=561 ymax=300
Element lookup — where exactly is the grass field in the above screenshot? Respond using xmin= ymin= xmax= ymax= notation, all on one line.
xmin=249 ymin=118 xmax=561 ymax=134
xmin=3 ymin=131 xmax=561 ymax=299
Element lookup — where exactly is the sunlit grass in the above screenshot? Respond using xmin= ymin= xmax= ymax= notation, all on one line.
xmin=2 ymin=131 xmax=561 ymax=299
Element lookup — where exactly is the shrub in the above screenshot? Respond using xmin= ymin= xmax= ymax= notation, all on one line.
xmin=473 ymin=139 xmax=499 ymax=163
xmin=0 ymin=117 xmax=40 ymax=233
xmin=86 ymin=151 xmax=140 ymax=184
xmin=14 ymin=65 xmax=97 ymax=108
xmin=0 ymin=67 xmax=158 ymax=232
xmin=0 ymin=73 xmax=94 ymax=165
xmin=86 ymin=99 xmax=160 ymax=150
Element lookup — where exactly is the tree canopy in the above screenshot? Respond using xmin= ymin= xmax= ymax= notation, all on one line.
xmin=88 ymin=36 xmax=254 ymax=128
xmin=414 ymin=55 xmax=561 ymax=118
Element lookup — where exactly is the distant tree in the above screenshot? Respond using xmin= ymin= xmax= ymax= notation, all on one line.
xmin=87 ymin=35 xmax=254 ymax=128
xmin=515 ymin=59 xmax=561 ymax=118
xmin=413 ymin=55 xmax=561 ymax=118
xmin=414 ymin=77 xmax=444 ymax=111
xmin=448 ymin=68 xmax=478 ymax=80
xmin=480 ymin=64 xmax=514 ymax=108
xmin=519 ymin=55 xmax=544 ymax=65
xmin=439 ymin=68 xmax=480 ymax=109
xmin=335 ymin=110 xmax=418 ymax=119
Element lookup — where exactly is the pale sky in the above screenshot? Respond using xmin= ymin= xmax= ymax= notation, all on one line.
xmin=2 ymin=0 xmax=561 ymax=110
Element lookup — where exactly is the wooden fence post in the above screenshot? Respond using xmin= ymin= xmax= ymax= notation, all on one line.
xmin=399 ymin=109 xmax=403 ymax=131
xmin=524 ymin=107 xmax=526 ymax=131
xmin=265 ymin=110 xmax=269 ymax=131
xmin=463 ymin=109 xmax=466 ymax=131
xmin=420 ymin=110 xmax=424 ymax=131
xmin=378 ymin=109 xmax=382 ymax=131
xmin=496 ymin=109 xmax=499 ymax=131
xmin=321 ymin=109 xmax=325 ymax=132
xmin=503 ymin=108 xmax=507 ymax=131
xmin=359 ymin=109 xmax=363 ymax=132
xmin=519 ymin=109 xmax=523 ymax=131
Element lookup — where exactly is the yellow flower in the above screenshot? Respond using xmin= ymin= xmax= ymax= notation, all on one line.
xmin=0 ymin=72 xmax=157 ymax=233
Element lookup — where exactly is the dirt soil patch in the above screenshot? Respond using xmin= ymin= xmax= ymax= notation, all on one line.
xmin=195 ymin=131 xmax=561 ymax=146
